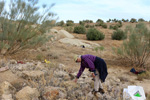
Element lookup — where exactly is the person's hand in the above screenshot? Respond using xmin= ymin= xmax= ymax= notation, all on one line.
xmin=74 ymin=78 xmax=78 ymax=83
xmin=91 ymin=73 xmax=95 ymax=78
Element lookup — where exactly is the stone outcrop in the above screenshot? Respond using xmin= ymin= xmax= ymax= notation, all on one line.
xmin=15 ymin=86 xmax=39 ymax=100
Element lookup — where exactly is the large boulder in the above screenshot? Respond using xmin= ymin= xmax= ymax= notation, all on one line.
xmin=15 ymin=86 xmax=39 ymax=100
xmin=58 ymin=30 xmax=74 ymax=39
xmin=59 ymin=38 xmax=100 ymax=48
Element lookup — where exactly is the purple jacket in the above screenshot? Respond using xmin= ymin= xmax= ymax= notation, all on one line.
xmin=76 ymin=54 xmax=96 ymax=78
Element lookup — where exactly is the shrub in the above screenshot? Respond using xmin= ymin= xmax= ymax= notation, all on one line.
xmin=83 ymin=20 xmax=93 ymax=23
xmin=66 ymin=20 xmax=74 ymax=26
xmin=96 ymin=19 xmax=104 ymax=23
xmin=107 ymin=19 xmax=111 ymax=23
xmin=0 ymin=0 xmax=56 ymax=55
xmin=65 ymin=26 xmax=74 ymax=33
xmin=109 ymin=25 xmax=119 ymax=30
xmin=56 ymin=20 xmax=64 ymax=26
xmin=112 ymin=29 xmax=127 ymax=40
xmin=130 ymin=18 xmax=137 ymax=23
xmin=86 ymin=28 xmax=105 ymax=40
xmin=116 ymin=23 xmax=150 ymax=67
xmin=73 ymin=26 xmax=86 ymax=34
xmin=138 ymin=18 xmax=145 ymax=22
xmin=101 ymin=23 xmax=107 ymax=28
xmin=85 ymin=24 xmax=95 ymax=28
xmin=79 ymin=21 xmax=85 ymax=26
xmin=85 ymin=24 xmax=90 ymax=28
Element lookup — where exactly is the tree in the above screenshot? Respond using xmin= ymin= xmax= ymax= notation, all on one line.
xmin=0 ymin=0 xmax=56 ymax=55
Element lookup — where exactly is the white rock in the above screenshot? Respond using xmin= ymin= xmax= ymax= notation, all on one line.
xmin=0 ymin=81 xmax=16 ymax=95
xmin=22 ymin=70 xmax=44 ymax=79
xmin=15 ymin=86 xmax=39 ymax=100
xmin=58 ymin=30 xmax=74 ymax=38
xmin=2 ymin=94 xmax=13 ymax=100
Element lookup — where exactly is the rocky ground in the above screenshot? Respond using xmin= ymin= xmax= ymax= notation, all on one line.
xmin=0 ymin=29 xmax=150 ymax=100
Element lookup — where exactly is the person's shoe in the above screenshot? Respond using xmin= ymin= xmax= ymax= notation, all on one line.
xmin=92 ymin=89 xmax=98 ymax=96
xmin=98 ymin=88 xmax=105 ymax=94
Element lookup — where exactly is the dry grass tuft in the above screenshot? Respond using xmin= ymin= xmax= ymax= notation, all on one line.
xmin=137 ymin=71 xmax=150 ymax=81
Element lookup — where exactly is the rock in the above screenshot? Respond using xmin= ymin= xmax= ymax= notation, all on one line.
xmin=59 ymin=38 xmax=91 ymax=47
xmin=15 ymin=86 xmax=39 ymax=100
xmin=2 ymin=94 xmax=13 ymax=100
xmin=0 ymin=81 xmax=16 ymax=100
xmin=54 ymin=70 xmax=68 ymax=77
xmin=35 ymin=62 xmax=45 ymax=70
xmin=59 ymin=91 xmax=67 ymax=99
xmin=58 ymin=30 xmax=74 ymax=38
xmin=86 ymin=92 xmax=94 ymax=100
xmin=58 ymin=64 xmax=66 ymax=71
xmin=9 ymin=60 xmax=17 ymax=64
xmin=50 ymin=29 xmax=58 ymax=33
xmin=1 ymin=48 xmax=7 ymax=55
xmin=43 ymin=86 xmax=60 ymax=100
xmin=22 ymin=70 xmax=44 ymax=79
xmin=60 ymin=81 xmax=79 ymax=91
xmin=0 ymin=81 xmax=16 ymax=95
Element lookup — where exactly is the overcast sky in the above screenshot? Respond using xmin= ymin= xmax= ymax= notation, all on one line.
xmin=4 ymin=0 xmax=150 ymax=23
xmin=40 ymin=0 xmax=150 ymax=23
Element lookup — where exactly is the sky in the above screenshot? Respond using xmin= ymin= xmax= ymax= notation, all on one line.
xmin=3 ymin=0 xmax=150 ymax=23
xmin=38 ymin=0 xmax=150 ymax=23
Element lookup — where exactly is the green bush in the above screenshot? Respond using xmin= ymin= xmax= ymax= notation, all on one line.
xmin=109 ymin=25 xmax=118 ymax=30
xmin=73 ymin=26 xmax=86 ymax=34
xmin=101 ymin=23 xmax=107 ymax=28
xmin=83 ymin=20 xmax=93 ymax=23
xmin=85 ymin=24 xmax=95 ymax=28
xmin=85 ymin=24 xmax=90 ymax=28
xmin=96 ymin=19 xmax=104 ymax=23
xmin=112 ymin=29 xmax=127 ymax=40
xmin=65 ymin=26 xmax=74 ymax=33
xmin=0 ymin=0 xmax=56 ymax=55
xmin=86 ymin=28 xmax=105 ymax=40
xmin=130 ymin=18 xmax=137 ymax=23
xmin=138 ymin=18 xmax=145 ymax=22
xmin=66 ymin=20 xmax=74 ymax=26
xmin=79 ymin=21 xmax=85 ymax=26
xmin=107 ymin=19 xmax=111 ymax=23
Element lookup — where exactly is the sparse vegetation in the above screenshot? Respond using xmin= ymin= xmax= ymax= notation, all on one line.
xmin=112 ymin=29 xmax=127 ymax=40
xmin=0 ymin=0 xmax=56 ymax=55
xmin=94 ymin=46 xmax=105 ymax=56
xmin=36 ymin=54 xmax=44 ymax=61
xmin=73 ymin=25 xmax=86 ymax=34
xmin=86 ymin=28 xmax=105 ymax=40
xmin=137 ymin=71 xmax=150 ymax=81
